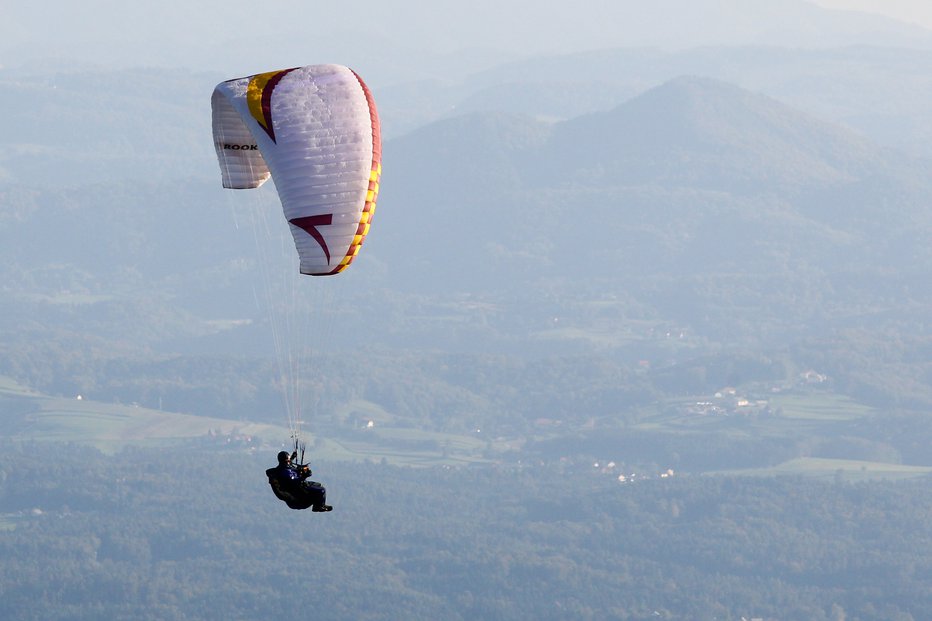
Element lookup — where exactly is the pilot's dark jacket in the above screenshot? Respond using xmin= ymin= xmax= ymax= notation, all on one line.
xmin=266 ymin=463 xmax=326 ymax=510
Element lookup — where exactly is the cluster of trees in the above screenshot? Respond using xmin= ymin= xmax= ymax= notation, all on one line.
xmin=0 ymin=345 xmax=658 ymax=431
xmin=1 ymin=444 xmax=931 ymax=620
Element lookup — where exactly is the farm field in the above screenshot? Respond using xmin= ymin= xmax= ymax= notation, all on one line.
xmin=0 ymin=376 xmax=496 ymax=466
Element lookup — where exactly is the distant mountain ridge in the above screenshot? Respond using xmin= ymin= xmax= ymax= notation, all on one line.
xmin=379 ymin=74 xmax=932 ymax=349
xmin=388 ymin=75 xmax=919 ymax=238
xmin=444 ymin=46 xmax=932 ymax=161
xmin=546 ymin=75 xmax=887 ymax=192
xmin=392 ymin=74 xmax=901 ymax=189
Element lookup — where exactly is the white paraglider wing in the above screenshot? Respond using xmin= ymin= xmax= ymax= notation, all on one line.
xmin=212 ymin=64 xmax=382 ymax=276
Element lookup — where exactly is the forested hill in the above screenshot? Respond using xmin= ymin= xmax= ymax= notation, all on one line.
xmin=384 ymin=77 xmax=932 ymax=344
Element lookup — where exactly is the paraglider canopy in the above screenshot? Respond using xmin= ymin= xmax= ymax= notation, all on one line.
xmin=211 ymin=64 xmax=382 ymax=276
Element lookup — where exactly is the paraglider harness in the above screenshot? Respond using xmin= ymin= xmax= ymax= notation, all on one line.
xmin=266 ymin=441 xmax=325 ymax=511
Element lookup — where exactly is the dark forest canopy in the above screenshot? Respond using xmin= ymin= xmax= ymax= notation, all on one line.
xmin=1 ymin=445 xmax=931 ymax=621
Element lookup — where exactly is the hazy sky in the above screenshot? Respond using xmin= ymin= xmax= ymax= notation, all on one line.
xmin=4 ymin=0 xmax=932 ymax=78
xmin=812 ymin=0 xmax=932 ymax=28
